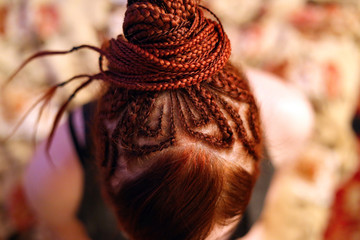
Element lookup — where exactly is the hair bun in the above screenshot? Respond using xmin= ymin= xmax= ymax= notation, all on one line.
xmin=103 ymin=0 xmax=231 ymax=91
xmin=124 ymin=0 xmax=198 ymax=43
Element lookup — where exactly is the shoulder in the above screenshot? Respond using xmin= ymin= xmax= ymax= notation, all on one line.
xmin=24 ymin=107 xmax=85 ymax=224
xmin=246 ymin=68 xmax=314 ymax=167
xmin=246 ymin=68 xmax=313 ymax=124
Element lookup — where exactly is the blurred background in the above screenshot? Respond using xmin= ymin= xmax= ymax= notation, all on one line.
xmin=0 ymin=0 xmax=360 ymax=239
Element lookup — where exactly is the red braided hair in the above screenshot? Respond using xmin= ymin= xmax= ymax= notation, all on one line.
xmin=6 ymin=1 xmax=262 ymax=239
xmin=103 ymin=2 xmax=230 ymax=91
xmin=95 ymin=2 xmax=262 ymax=239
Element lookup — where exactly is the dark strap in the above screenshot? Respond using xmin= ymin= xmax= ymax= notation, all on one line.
xmin=352 ymin=114 xmax=360 ymax=135
xmin=68 ymin=103 xmax=126 ymax=240
xmin=83 ymin=102 xmax=96 ymax=162
xmin=68 ymin=102 xmax=96 ymax=166
xmin=68 ymin=110 xmax=87 ymax=164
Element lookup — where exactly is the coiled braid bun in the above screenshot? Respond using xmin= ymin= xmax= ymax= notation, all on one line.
xmin=124 ymin=0 xmax=198 ymax=43
xmin=102 ymin=0 xmax=231 ymax=91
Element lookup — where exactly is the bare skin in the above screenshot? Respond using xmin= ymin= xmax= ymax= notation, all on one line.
xmin=22 ymin=69 xmax=314 ymax=240
xmin=23 ymin=109 xmax=89 ymax=240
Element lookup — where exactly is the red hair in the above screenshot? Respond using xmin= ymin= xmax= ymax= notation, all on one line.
xmin=91 ymin=1 xmax=262 ymax=239
xmin=6 ymin=0 xmax=263 ymax=239
xmin=104 ymin=147 xmax=258 ymax=240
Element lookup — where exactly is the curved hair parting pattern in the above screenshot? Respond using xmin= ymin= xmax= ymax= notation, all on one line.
xmin=99 ymin=71 xmax=261 ymax=180
xmin=5 ymin=1 xmax=261 ymax=170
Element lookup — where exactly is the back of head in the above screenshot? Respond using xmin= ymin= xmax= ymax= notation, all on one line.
xmin=94 ymin=0 xmax=262 ymax=239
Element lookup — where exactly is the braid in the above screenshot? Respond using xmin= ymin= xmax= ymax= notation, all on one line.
xmin=101 ymin=0 xmax=231 ymax=91
xmin=94 ymin=0 xmax=261 ymax=164
xmin=6 ymin=1 xmax=263 ymax=239
xmin=7 ymin=0 xmax=261 ymax=175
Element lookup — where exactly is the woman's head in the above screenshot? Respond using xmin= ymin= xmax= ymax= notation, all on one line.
xmin=5 ymin=0 xmax=262 ymax=239
xmin=93 ymin=0 xmax=262 ymax=239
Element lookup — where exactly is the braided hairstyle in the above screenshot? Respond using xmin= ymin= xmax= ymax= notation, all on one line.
xmin=97 ymin=0 xmax=260 ymax=164
xmin=95 ymin=1 xmax=262 ymax=239
xmin=7 ymin=0 xmax=262 ymax=239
